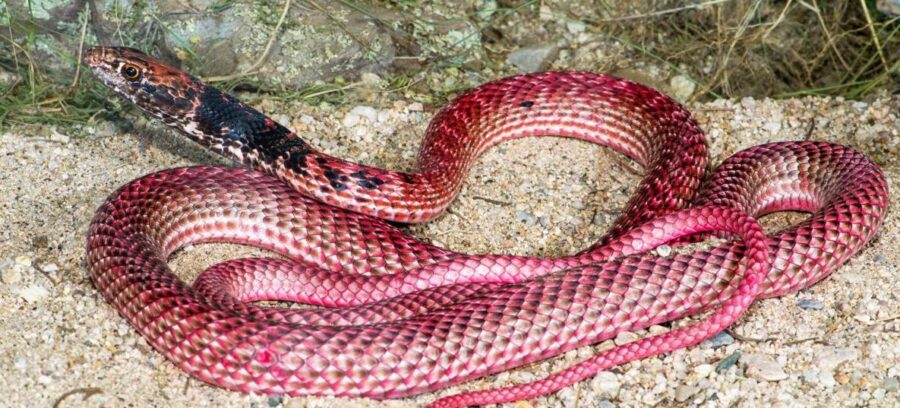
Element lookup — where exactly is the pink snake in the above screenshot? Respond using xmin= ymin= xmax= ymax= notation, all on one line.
xmin=84 ymin=47 xmax=888 ymax=406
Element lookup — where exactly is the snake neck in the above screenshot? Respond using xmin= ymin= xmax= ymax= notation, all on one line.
xmin=185 ymin=85 xmax=306 ymax=167
xmin=179 ymin=84 xmax=431 ymax=220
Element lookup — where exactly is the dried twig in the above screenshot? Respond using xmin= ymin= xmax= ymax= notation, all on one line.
xmin=52 ymin=387 xmax=103 ymax=408
xmin=598 ymin=0 xmax=732 ymax=22
xmin=726 ymin=328 xmax=772 ymax=343
xmin=69 ymin=4 xmax=90 ymax=92
xmin=859 ymin=0 xmax=890 ymax=72
xmin=807 ymin=0 xmax=851 ymax=72
xmin=472 ymin=195 xmax=512 ymax=206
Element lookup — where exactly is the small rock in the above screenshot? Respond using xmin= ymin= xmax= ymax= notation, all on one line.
xmin=593 ymin=212 xmax=608 ymax=226
xmin=274 ymin=114 xmax=291 ymax=126
xmin=49 ymin=129 xmax=70 ymax=143
xmin=0 ymin=69 xmax=22 ymax=86
xmin=669 ymin=75 xmax=696 ymax=101
xmin=360 ymin=72 xmax=382 ymax=87
xmin=566 ymin=21 xmax=586 ymax=34
xmin=694 ymin=363 xmax=714 ymax=378
xmin=648 ymin=325 xmax=669 ymax=335
xmin=15 ymin=255 xmax=32 ymax=267
xmin=879 ymin=0 xmax=900 ymax=16
xmin=591 ymin=371 xmax=620 ymax=398
xmin=798 ymin=298 xmax=825 ymax=310
xmin=852 ymin=101 xmax=869 ymax=112
xmin=343 ymin=106 xmax=378 ymax=128
xmin=763 ymin=119 xmax=782 ymax=135
xmin=18 ymin=285 xmax=50 ymax=303
xmin=614 ymin=331 xmax=639 ymax=345
xmin=883 ymin=376 xmax=898 ymax=392
xmin=507 ymin=44 xmax=560 ymax=73
xmin=655 ymin=244 xmax=672 ymax=257
xmin=675 ymin=384 xmax=700 ymax=402
xmin=95 ymin=121 xmax=118 ymax=138
xmin=716 ymin=351 xmax=741 ymax=373
xmin=741 ymin=353 xmax=788 ymax=381
xmin=704 ymin=332 xmax=734 ymax=348
xmin=597 ymin=400 xmax=616 ymax=408
xmin=14 ymin=356 xmax=27 ymax=371
xmin=407 ymin=102 xmax=424 ymax=112
xmin=516 ymin=210 xmax=537 ymax=225
xmin=40 ymin=263 xmax=60 ymax=273
xmin=817 ymin=348 xmax=859 ymax=371
xmin=2 ymin=267 xmax=22 ymax=284
xmin=267 ymin=395 xmax=284 ymax=407
xmin=596 ymin=340 xmax=616 ymax=352
xmin=811 ymin=347 xmax=859 ymax=386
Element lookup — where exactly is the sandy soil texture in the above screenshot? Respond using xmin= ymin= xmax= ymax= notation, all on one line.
xmin=1 ymin=93 xmax=898 ymax=407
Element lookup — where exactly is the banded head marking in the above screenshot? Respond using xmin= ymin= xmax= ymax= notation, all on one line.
xmin=84 ymin=46 xmax=203 ymax=126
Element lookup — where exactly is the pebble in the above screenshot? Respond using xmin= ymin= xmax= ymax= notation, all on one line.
xmin=17 ymin=285 xmax=50 ymax=303
xmin=596 ymin=400 xmax=616 ymax=408
xmin=274 ymin=114 xmax=291 ymax=126
xmin=267 ymin=395 xmax=284 ymax=407
xmin=360 ymin=72 xmax=382 ymax=87
xmin=614 ymin=331 xmax=639 ymax=345
xmin=516 ymin=210 xmax=538 ymax=225
xmin=798 ymin=298 xmax=825 ymax=310
xmin=694 ymin=363 xmax=714 ymax=378
xmin=675 ymin=384 xmax=700 ymax=402
xmin=14 ymin=356 xmax=27 ymax=371
xmin=49 ymin=129 xmax=70 ymax=143
xmin=591 ymin=371 xmax=620 ymax=398
xmin=716 ymin=351 xmax=741 ymax=373
xmin=342 ymin=106 xmax=378 ymax=127
xmin=15 ymin=255 xmax=32 ymax=267
xmin=741 ymin=353 xmax=788 ymax=381
xmin=0 ymin=69 xmax=22 ymax=86
xmin=669 ymin=75 xmax=696 ymax=101
xmin=40 ymin=263 xmax=59 ymax=273
xmin=566 ymin=21 xmax=586 ymax=34
xmin=704 ymin=332 xmax=735 ymax=348
xmin=506 ymin=44 xmax=560 ymax=73
xmin=807 ymin=347 xmax=859 ymax=387
xmin=94 ymin=121 xmax=118 ymax=138
xmin=2 ymin=266 xmax=22 ymax=284
xmin=883 ymin=376 xmax=898 ymax=392
xmin=655 ymin=244 xmax=672 ymax=257
xmin=763 ymin=119 xmax=782 ymax=135
xmin=817 ymin=347 xmax=859 ymax=371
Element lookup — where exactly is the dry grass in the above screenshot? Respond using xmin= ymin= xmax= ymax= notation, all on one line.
xmin=0 ymin=0 xmax=896 ymax=130
xmin=587 ymin=0 xmax=898 ymax=100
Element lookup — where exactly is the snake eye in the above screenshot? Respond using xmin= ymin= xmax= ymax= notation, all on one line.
xmin=121 ymin=64 xmax=141 ymax=80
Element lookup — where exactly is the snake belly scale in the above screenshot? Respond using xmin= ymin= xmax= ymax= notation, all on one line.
xmin=83 ymin=47 xmax=888 ymax=407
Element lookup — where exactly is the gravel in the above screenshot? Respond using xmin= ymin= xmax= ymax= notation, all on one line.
xmin=0 ymin=88 xmax=897 ymax=407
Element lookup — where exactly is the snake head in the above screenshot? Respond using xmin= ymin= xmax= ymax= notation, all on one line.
xmin=84 ymin=46 xmax=203 ymax=127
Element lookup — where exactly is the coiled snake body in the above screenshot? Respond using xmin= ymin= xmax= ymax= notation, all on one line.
xmin=84 ymin=47 xmax=888 ymax=407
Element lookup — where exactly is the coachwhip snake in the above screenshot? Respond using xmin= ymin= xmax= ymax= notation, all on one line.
xmin=84 ymin=47 xmax=888 ymax=407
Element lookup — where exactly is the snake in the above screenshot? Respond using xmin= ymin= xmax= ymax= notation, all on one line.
xmin=83 ymin=46 xmax=888 ymax=407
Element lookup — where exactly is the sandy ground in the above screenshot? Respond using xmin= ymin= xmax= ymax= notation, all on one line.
xmin=1 ymin=91 xmax=898 ymax=408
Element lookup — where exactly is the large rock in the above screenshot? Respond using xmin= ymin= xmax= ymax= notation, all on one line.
xmin=0 ymin=0 xmax=483 ymax=89
xmin=92 ymin=0 xmax=397 ymax=87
